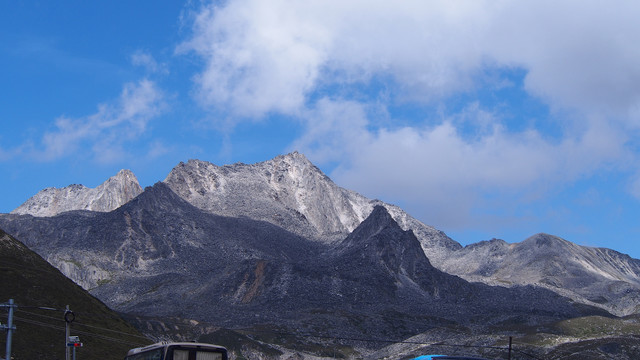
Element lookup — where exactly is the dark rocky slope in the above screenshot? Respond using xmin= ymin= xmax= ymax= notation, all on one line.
xmin=0 ymin=186 xmax=609 ymax=346
xmin=0 ymin=228 xmax=148 ymax=360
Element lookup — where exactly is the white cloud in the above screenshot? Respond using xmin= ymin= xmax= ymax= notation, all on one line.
xmin=294 ymin=99 xmax=628 ymax=228
xmin=36 ymin=79 xmax=164 ymax=163
xmin=290 ymin=98 xmax=372 ymax=163
xmin=146 ymin=140 xmax=173 ymax=160
xmin=179 ymin=0 xmax=331 ymax=118
xmin=485 ymin=1 xmax=640 ymax=122
xmin=131 ymin=50 xmax=168 ymax=74
xmin=183 ymin=0 xmax=640 ymax=121
xmin=181 ymin=0 xmax=500 ymax=119
xmin=182 ymin=0 xmax=640 ymax=228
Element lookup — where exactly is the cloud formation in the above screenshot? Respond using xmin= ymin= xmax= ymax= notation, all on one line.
xmin=183 ymin=0 xmax=640 ymax=230
xmin=131 ymin=50 xmax=168 ymax=74
xmin=184 ymin=1 xmax=640 ymax=117
xmin=36 ymin=79 xmax=164 ymax=164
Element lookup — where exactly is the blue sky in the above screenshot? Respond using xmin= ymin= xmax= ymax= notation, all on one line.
xmin=2 ymin=1 xmax=640 ymax=258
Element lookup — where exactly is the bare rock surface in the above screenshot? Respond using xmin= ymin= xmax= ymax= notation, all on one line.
xmin=11 ymin=169 xmax=142 ymax=217
xmin=440 ymin=233 xmax=640 ymax=315
xmin=163 ymin=152 xmax=460 ymax=263
xmin=0 ymin=196 xmax=603 ymax=345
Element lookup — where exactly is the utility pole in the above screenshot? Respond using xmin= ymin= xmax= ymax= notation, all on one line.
xmin=63 ymin=307 xmax=81 ymax=360
xmin=64 ymin=306 xmax=74 ymax=360
xmin=1 ymin=299 xmax=16 ymax=360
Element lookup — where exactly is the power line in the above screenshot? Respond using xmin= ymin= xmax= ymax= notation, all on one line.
xmin=10 ymin=315 xmax=148 ymax=348
xmin=73 ymin=321 xmax=151 ymax=341
xmin=10 ymin=315 xmax=64 ymax=332
xmin=15 ymin=309 xmax=149 ymax=341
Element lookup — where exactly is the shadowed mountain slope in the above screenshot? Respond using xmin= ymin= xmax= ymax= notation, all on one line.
xmin=0 ymin=228 xmax=148 ymax=360
xmin=0 ymin=194 xmax=609 ymax=345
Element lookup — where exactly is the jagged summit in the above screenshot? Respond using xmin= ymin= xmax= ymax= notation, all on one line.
xmin=6 ymin=153 xmax=458 ymax=261
xmin=164 ymin=152 xmax=355 ymax=241
xmin=341 ymin=205 xmax=400 ymax=246
xmin=337 ymin=205 xmax=435 ymax=276
xmin=11 ymin=169 xmax=143 ymax=217
xmin=163 ymin=152 xmax=460 ymax=263
xmin=165 ymin=152 xmax=376 ymax=240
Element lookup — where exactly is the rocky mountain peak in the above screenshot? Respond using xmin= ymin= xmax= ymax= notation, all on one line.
xmin=261 ymin=152 xmax=333 ymax=195
xmin=341 ymin=205 xmax=398 ymax=245
xmin=337 ymin=205 xmax=434 ymax=276
xmin=11 ymin=169 xmax=143 ymax=217
xmin=164 ymin=152 xmax=369 ymax=242
xmin=272 ymin=150 xmax=312 ymax=166
xmin=440 ymin=231 xmax=640 ymax=316
xmin=520 ymin=233 xmax=576 ymax=251
xmin=111 ymin=169 xmax=137 ymax=184
xmin=163 ymin=153 xmax=461 ymax=262
xmin=267 ymin=151 xmax=323 ymax=179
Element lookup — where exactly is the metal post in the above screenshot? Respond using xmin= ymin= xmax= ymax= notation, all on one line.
xmin=508 ymin=336 xmax=512 ymax=360
xmin=65 ymin=306 xmax=70 ymax=360
xmin=4 ymin=299 xmax=16 ymax=360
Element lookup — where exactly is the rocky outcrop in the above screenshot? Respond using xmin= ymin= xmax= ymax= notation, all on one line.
xmin=163 ymin=152 xmax=460 ymax=262
xmin=440 ymin=233 xmax=640 ymax=315
xmin=11 ymin=169 xmax=143 ymax=217
xmin=0 ymin=199 xmax=603 ymax=345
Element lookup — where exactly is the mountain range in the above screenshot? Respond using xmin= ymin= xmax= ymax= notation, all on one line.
xmin=2 ymin=152 xmax=640 ymax=358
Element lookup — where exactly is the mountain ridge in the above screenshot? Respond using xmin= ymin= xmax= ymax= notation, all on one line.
xmin=4 ymin=152 xmax=640 ymax=358
xmin=440 ymin=232 xmax=640 ymax=315
xmin=163 ymin=152 xmax=461 ymax=265
xmin=11 ymin=169 xmax=142 ymax=217
xmin=0 ymin=199 xmax=607 ymax=345
xmin=4 ymin=153 xmax=640 ymax=319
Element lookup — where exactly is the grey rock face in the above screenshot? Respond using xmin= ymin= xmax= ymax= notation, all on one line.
xmin=440 ymin=233 xmax=640 ymax=316
xmin=163 ymin=152 xmax=460 ymax=262
xmin=11 ymin=169 xmax=142 ymax=217
xmin=0 ymin=197 xmax=603 ymax=344
xmin=3 ymin=151 xmax=640 ymax=335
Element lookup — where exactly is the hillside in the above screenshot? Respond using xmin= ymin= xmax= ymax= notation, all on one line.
xmin=0 ymin=228 xmax=149 ymax=360
xmin=440 ymin=234 xmax=640 ymax=316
